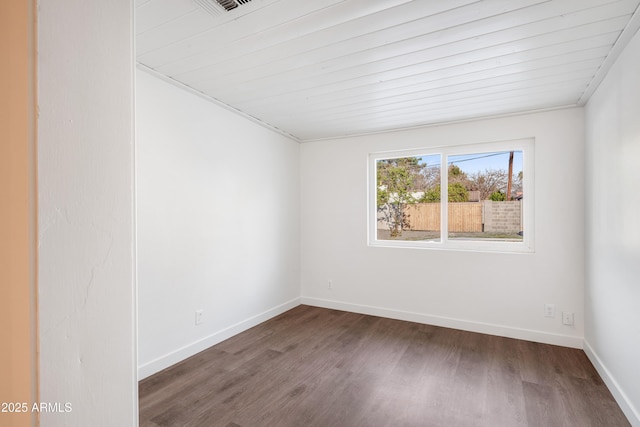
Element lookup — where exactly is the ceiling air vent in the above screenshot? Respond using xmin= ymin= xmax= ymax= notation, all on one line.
xmin=216 ymin=0 xmax=240 ymax=11
xmin=193 ymin=0 xmax=253 ymax=16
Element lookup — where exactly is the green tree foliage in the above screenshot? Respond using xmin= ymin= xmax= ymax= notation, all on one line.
xmin=448 ymin=164 xmax=470 ymax=187
xmin=448 ymin=164 xmax=464 ymax=178
xmin=376 ymin=157 xmax=424 ymax=237
xmin=489 ymin=190 xmax=506 ymax=201
xmin=448 ymin=182 xmax=469 ymax=202
xmin=421 ymin=186 xmax=440 ymax=203
xmin=420 ymin=183 xmax=469 ymax=203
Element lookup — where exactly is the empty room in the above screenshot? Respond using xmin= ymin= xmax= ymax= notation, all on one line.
xmin=3 ymin=0 xmax=639 ymax=426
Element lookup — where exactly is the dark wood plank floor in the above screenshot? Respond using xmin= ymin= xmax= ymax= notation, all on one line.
xmin=139 ymin=305 xmax=630 ymax=427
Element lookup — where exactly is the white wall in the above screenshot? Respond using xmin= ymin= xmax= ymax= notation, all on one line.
xmin=37 ymin=1 xmax=137 ymax=425
xmin=584 ymin=28 xmax=640 ymax=425
xmin=301 ymin=108 xmax=585 ymax=347
xmin=136 ymin=69 xmax=301 ymax=378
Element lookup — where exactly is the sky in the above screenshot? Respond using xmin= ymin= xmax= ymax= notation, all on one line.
xmin=420 ymin=150 xmax=523 ymax=175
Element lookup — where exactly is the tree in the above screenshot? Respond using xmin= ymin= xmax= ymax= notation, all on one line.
xmin=468 ymin=169 xmax=507 ymax=200
xmin=448 ymin=164 xmax=463 ymax=178
xmin=420 ymin=164 xmax=441 ymax=190
xmin=420 ymin=182 xmax=469 ymax=203
xmin=447 ymin=164 xmax=470 ymax=188
xmin=513 ymin=170 xmax=523 ymax=196
xmin=376 ymin=157 xmax=424 ymax=237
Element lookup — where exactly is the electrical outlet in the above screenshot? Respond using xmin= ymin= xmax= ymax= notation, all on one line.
xmin=195 ymin=309 xmax=204 ymax=325
xmin=327 ymin=279 xmax=333 ymax=290
xmin=562 ymin=311 xmax=574 ymax=326
xmin=544 ymin=303 xmax=555 ymax=318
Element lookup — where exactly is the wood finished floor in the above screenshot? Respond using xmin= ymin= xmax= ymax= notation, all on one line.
xmin=139 ymin=305 xmax=629 ymax=427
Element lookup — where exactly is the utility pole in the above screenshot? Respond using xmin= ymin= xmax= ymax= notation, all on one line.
xmin=507 ymin=151 xmax=514 ymax=201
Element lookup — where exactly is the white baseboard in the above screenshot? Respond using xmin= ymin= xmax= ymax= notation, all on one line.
xmin=584 ymin=340 xmax=640 ymax=427
xmin=300 ymin=297 xmax=584 ymax=349
xmin=138 ymin=297 xmax=301 ymax=380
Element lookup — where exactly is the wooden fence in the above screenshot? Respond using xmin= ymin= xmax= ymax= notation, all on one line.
xmin=405 ymin=202 xmax=483 ymax=232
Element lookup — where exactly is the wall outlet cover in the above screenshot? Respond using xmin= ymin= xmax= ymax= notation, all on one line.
xmin=562 ymin=311 xmax=574 ymax=326
xmin=544 ymin=303 xmax=555 ymax=317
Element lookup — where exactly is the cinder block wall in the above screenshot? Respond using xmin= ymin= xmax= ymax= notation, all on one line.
xmin=483 ymin=201 xmax=522 ymax=233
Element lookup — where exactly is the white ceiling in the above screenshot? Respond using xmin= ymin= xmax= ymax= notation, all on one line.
xmin=136 ymin=0 xmax=640 ymax=141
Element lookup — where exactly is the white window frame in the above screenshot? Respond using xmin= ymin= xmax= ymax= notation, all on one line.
xmin=368 ymin=138 xmax=535 ymax=253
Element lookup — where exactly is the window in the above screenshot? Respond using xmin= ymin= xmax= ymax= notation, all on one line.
xmin=369 ymin=139 xmax=534 ymax=252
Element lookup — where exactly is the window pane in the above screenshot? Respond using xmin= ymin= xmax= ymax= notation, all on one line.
xmin=376 ymin=155 xmax=441 ymax=242
xmin=446 ymin=151 xmax=523 ymax=241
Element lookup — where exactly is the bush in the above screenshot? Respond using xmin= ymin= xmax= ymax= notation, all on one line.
xmin=420 ymin=183 xmax=469 ymax=203
xmin=489 ymin=191 xmax=506 ymax=201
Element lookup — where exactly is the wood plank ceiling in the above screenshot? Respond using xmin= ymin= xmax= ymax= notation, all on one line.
xmin=136 ymin=0 xmax=640 ymax=141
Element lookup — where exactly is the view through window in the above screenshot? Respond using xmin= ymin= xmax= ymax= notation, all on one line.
xmin=371 ymin=140 xmax=533 ymax=252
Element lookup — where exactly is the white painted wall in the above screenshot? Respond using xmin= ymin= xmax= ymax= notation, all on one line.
xmin=136 ymin=69 xmax=301 ymax=378
xmin=301 ymin=108 xmax=585 ymax=348
xmin=584 ymin=28 xmax=640 ymax=426
xmin=37 ymin=1 xmax=137 ymax=425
